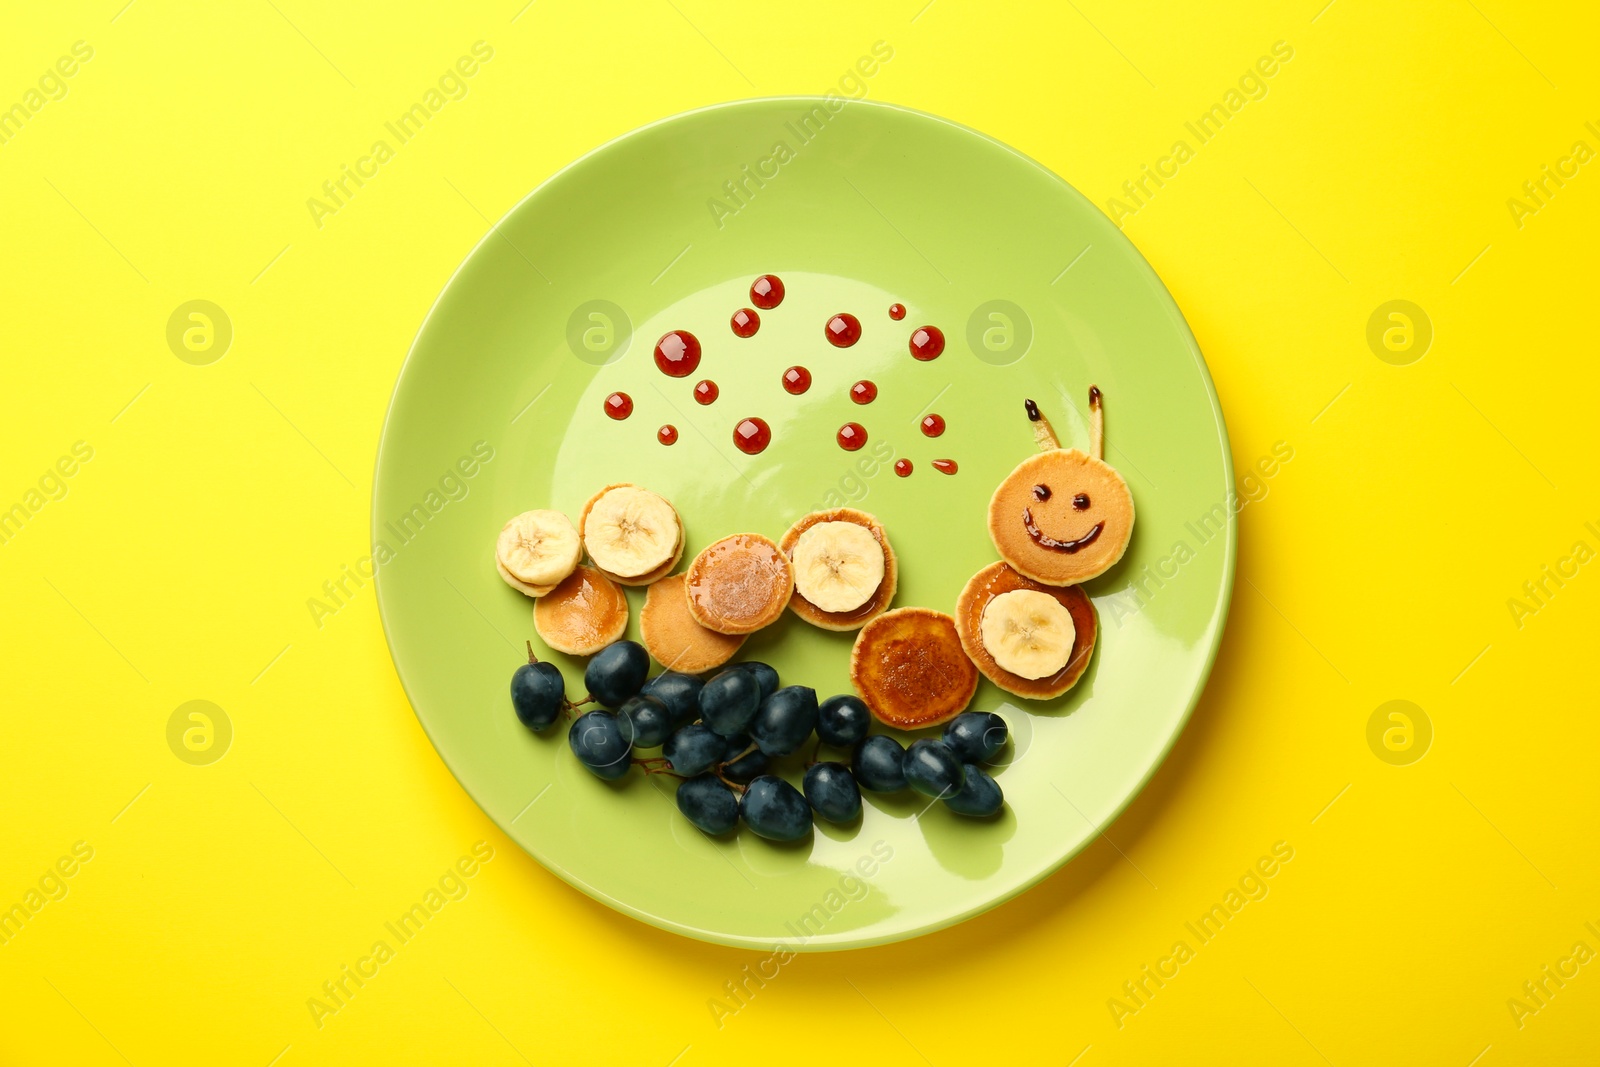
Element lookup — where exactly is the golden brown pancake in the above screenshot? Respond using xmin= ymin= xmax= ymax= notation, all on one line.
xmin=778 ymin=507 xmax=897 ymax=631
xmin=988 ymin=449 xmax=1133 ymax=586
xmin=850 ymin=607 xmax=979 ymax=729
xmin=578 ymin=483 xmax=684 ymax=586
xmin=640 ymin=573 xmax=745 ymax=673
xmin=956 ymin=561 xmax=1098 ymax=699
xmin=683 ymin=533 xmax=794 ymax=635
xmin=532 ymin=565 xmax=629 ymax=656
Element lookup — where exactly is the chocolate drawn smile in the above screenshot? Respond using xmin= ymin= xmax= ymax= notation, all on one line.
xmin=1022 ymin=508 xmax=1104 ymax=554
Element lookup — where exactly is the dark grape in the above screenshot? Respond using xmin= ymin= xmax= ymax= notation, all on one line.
xmin=944 ymin=766 xmax=1004 ymax=817
xmin=803 ymin=762 xmax=862 ymax=824
xmin=584 ymin=640 xmax=649 ymax=707
xmin=567 ymin=710 xmax=632 ymax=780
xmin=662 ymin=723 xmax=724 ymax=777
xmin=750 ymin=685 xmax=818 ymax=757
xmin=942 ymin=711 xmax=1009 ymax=764
xmin=699 ymin=668 xmax=762 ymax=736
xmin=852 ymin=735 xmax=908 ymax=793
xmin=816 ymin=694 xmax=871 ymax=748
xmin=740 ymin=775 xmax=813 ymax=841
xmin=617 ymin=694 xmax=673 ymax=748
xmin=904 ymin=739 xmax=965 ymax=799
xmin=643 ymin=671 xmax=704 ymax=729
xmin=511 ymin=654 xmax=565 ymax=731
xmin=737 ymin=661 xmax=780 ymax=702
xmin=677 ymin=775 xmax=740 ymax=834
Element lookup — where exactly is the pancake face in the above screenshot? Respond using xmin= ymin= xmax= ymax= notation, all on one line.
xmin=683 ymin=533 xmax=794 ymax=635
xmin=988 ymin=449 xmax=1133 ymax=586
xmin=533 ymin=565 xmax=630 ymax=656
xmin=850 ymin=607 xmax=979 ymax=729
xmin=956 ymin=561 xmax=1097 ymax=699
xmin=640 ymin=573 xmax=745 ymax=673
xmin=778 ymin=508 xmax=897 ymax=631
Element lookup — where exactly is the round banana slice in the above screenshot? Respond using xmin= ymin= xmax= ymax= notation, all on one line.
xmin=683 ymin=533 xmax=794 ymax=635
xmin=792 ymin=522 xmax=884 ymax=613
xmin=496 ymin=509 xmax=581 ymax=587
xmin=606 ymin=513 xmax=685 ymax=588
xmin=640 ymin=573 xmax=745 ymax=673
xmin=979 ymin=590 xmax=1075 ymax=679
xmin=955 ymin=561 xmax=1097 ymax=699
xmin=580 ymin=484 xmax=680 ymax=580
xmin=779 ymin=508 xmax=897 ymax=631
xmin=533 ymin=565 xmax=629 ymax=656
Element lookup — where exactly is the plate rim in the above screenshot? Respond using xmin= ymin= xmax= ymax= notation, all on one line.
xmin=372 ymin=95 xmax=1237 ymax=951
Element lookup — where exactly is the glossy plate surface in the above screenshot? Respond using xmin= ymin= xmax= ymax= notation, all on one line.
xmin=374 ymin=98 xmax=1234 ymax=950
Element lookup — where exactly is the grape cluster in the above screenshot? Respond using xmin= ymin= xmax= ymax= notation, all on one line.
xmin=511 ymin=639 xmax=1009 ymax=840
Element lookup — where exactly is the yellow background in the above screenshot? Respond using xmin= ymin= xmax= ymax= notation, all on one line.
xmin=3 ymin=0 xmax=1597 ymax=1063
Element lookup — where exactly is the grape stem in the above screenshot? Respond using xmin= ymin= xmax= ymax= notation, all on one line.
xmin=632 ymin=756 xmax=685 ymax=779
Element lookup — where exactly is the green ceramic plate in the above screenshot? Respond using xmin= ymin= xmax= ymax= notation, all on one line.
xmin=374 ymin=98 xmax=1234 ymax=950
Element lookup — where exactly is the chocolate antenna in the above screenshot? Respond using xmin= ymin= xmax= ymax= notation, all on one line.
xmin=1023 ymin=398 xmax=1061 ymax=452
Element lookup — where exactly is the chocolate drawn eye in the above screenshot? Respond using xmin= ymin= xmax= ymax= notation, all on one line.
xmin=1031 ymin=484 xmax=1051 ymax=501
xmin=1073 ymin=494 xmax=1090 ymax=510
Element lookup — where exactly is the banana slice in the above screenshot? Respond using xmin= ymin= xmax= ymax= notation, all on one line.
xmin=496 ymin=510 xmax=581 ymax=588
xmin=779 ymin=508 xmax=896 ymax=631
xmin=792 ymin=521 xmax=885 ymax=614
xmin=496 ymin=557 xmax=557 ymax=598
xmin=978 ymin=589 xmax=1076 ymax=679
xmin=581 ymin=486 xmax=679 ymax=579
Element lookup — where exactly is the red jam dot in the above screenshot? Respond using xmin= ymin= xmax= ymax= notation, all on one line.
xmin=604 ymin=392 xmax=632 ymax=420
xmin=658 ymin=424 xmax=678 ymax=446
xmin=733 ymin=417 xmax=771 ymax=455
xmin=693 ymin=379 xmax=719 ymax=405
xmin=837 ymin=422 xmax=867 ymax=451
xmin=850 ymin=380 xmax=878 ymax=404
xmin=889 ymin=303 xmax=906 ymax=320
xmin=825 ymin=313 xmax=862 ymax=348
xmin=731 ymin=308 xmax=760 ymax=337
xmin=921 ymin=413 xmax=946 ymax=437
xmin=910 ymin=325 xmax=945 ymax=361
xmin=654 ymin=330 xmax=701 ymax=377
xmin=894 ymin=459 xmax=913 ymax=477
xmin=751 ymin=275 xmax=785 ymax=309
xmin=782 ymin=366 xmax=812 ymax=395
xmin=932 ymin=458 xmax=958 ymax=475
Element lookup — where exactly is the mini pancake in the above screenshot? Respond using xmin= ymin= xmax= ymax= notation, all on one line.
xmin=850 ymin=607 xmax=979 ymax=729
xmin=778 ymin=507 xmax=897 ymax=631
xmin=496 ymin=557 xmax=556 ymax=598
xmin=956 ymin=561 xmax=1098 ymax=699
xmin=532 ymin=565 xmax=629 ymax=656
xmin=579 ymin=483 xmax=684 ymax=586
xmin=988 ymin=449 xmax=1133 ymax=586
xmin=683 ymin=533 xmax=794 ymax=635
xmin=640 ymin=573 xmax=746 ymax=673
